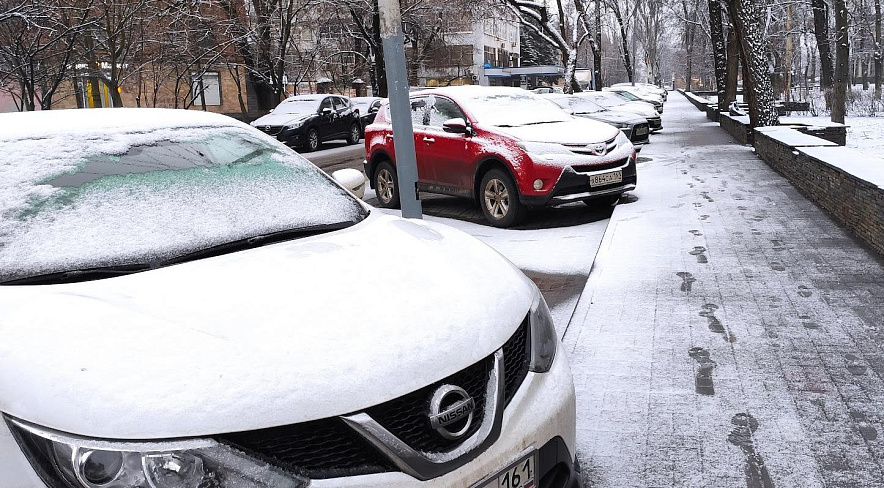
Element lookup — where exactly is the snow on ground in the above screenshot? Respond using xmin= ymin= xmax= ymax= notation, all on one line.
xmin=361 ymin=187 xmax=608 ymax=332
xmin=564 ymin=94 xmax=884 ymax=487
xmin=779 ymin=115 xmax=884 ymax=156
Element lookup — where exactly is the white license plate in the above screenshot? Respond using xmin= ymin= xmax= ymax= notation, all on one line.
xmin=635 ymin=126 xmax=649 ymax=135
xmin=589 ymin=170 xmax=623 ymax=187
xmin=475 ymin=452 xmax=537 ymax=488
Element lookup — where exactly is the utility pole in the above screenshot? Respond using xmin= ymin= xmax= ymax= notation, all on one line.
xmin=378 ymin=0 xmax=423 ymax=219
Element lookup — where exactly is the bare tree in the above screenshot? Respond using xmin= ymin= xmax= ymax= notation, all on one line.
xmin=0 ymin=1 xmax=92 ymax=110
xmin=500 ymin=0 xmax=599 ymax=92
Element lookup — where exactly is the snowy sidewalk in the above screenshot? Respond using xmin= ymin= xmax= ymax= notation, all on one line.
xmin=564 ymin=94 xmax=884 ymax=487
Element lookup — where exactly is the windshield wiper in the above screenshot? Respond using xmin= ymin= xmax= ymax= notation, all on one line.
xmin=1 ymin=221 xmax=358 ymax=286
xmin=521 ymin=120 xmax=563 ymax=126
xmin=158 ymin=221 xmax=357 ymax=267
xmin=1 ymin=263 xmax=154 ymax=285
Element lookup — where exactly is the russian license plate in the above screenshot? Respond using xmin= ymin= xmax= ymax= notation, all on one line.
xmin=589 ymin=170 xmax=623 ymax=187
xmin=475 ymin=452 xmax=537 ymax=488
xmin=635 ymin=126 xmax=649 ymax=135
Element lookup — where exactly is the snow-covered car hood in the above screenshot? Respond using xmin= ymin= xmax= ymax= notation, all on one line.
xmin=614 ymin=101 xmax=659 ymax=118
xmin=250 ymin=112 xmax=313 ymax=127
xmin=0 ymin=213 xmax=535 ymax=439
xmin=491 ymin=118 xmax=620 ymax=145
xmin=581 ymin=111 xmax=646 ymax=126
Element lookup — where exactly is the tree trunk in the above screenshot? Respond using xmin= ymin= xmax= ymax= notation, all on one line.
xmin=612 ymin=5 xmax=634 ymax=83
xmin=724 ymin=26 xmax=740 ymax=110
xmin=709 ymin=0 xmax=728 ymax=109
xmin=562 ymin=48 xmax=581 ymax=93
xmin=595 ymin=0 xmax=603 ymax=90
xmin=832 ymin=0 xmax=849 ymax=122
xmin=785 ymin=4 xmax=793 ymax=101
xmin=726 ymin=0 xmax=777 ymax=127
xmin=812 ymin=0 xmax=835 ymax=90
xmin=876 ymin=0 xmax=882 ymax=99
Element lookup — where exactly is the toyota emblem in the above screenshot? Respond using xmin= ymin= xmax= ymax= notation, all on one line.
xmin=587 ymin=143 xmax=607 ymax=156
xmin=428 ymin=385 xmax=476 ymax=440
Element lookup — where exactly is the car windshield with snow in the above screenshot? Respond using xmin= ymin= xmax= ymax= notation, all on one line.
xmin=0 ymin=118 xmax=365 ymax=285
xmin=364 ymin=86 xmax=638 ymax=227
xmin=0 ymin=108 xmax=581 ymax=488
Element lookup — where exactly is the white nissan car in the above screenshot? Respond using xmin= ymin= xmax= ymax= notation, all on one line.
xmin=0 ymin=109 xmax=580 ymax=488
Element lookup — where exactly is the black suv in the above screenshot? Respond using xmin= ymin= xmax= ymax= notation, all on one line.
xmin=251 ymin=94 xmax=362 ymax=152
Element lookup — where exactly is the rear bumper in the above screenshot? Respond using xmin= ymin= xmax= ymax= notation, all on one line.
xmin=521 ymin=156 xmax=638 ymax=207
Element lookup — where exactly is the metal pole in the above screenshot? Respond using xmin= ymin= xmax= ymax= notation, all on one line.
xmin=378 ymin=0 xmax=422 ymax=219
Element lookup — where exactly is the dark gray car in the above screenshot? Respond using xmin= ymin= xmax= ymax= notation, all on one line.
xmin=543 ymin=94 xmax=650 ymax=147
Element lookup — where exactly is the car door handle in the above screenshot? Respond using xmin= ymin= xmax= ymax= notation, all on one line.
xmin=423 ymin=137 xmax=435 ymax=143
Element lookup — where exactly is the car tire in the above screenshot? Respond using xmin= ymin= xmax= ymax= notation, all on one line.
xmin=480 ymin=168 xmax=525 ymax=228
xmin=346 ymin=123 xmax=361 ymax=145
xmin=584 ymin=194 xmax=621 ymax=207
xmin=373 ymin=161 xmax=401 ymax=209
xmin=304 ymin=128 xmax=320 ymax=152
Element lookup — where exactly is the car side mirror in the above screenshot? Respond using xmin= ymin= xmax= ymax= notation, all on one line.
xmin=442 ymin=118 xmax=470 ymax=135
xmin=331 ymin=168 xmax=366 ymax=199
xmin=321 ymin=107 xmax=333 ymax=115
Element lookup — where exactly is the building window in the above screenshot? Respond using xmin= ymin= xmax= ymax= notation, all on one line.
xmin=427 ymin=45 xmax=474 ymax=68
xmin=484 ymin=46 xmax=496 ymax=66
xmin=191 ymin=71 xmax=221 ymax=106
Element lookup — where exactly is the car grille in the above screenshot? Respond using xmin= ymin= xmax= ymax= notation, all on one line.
xmin=214 ymin=317 xmax=532 ymax=479
xmin=256 ymin=125 xmax=284 ymax=136
xmin=503 ymin=314 xmax=531 ymax=405
xmin=365 ymin=315 xmax=530 ymax=453
xmin=217 ymin=417 xmax=394 ymax=479
xmin=571 ymin=157 xmax=629 ymax=173
xmin=563 ymin=135 xmax=618 ymax=156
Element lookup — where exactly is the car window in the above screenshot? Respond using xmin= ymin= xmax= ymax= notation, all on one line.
xmin=410 ymin=97 xmax=429 ymax=126
xmin=370 ymin=100 xmax=381 ymax=112
xmin=333 ymin=97 xmax=347 ymax=111
xmin=424 ymin=96 xmax=466 ymax=128
xmin=0 ymin=125 xmax=367 ymax=284
xmin=319 ymin=97 xmax=333 ymax=112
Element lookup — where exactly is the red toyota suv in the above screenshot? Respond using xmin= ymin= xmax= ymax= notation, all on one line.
xmin=363 ymin=86 xmax=637 ymax=227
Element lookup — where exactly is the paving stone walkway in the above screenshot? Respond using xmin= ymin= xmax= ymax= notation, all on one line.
xmin=565 ymin=94 xmax=884 ymax=487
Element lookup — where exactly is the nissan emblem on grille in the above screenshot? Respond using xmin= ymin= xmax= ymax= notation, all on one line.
xmin=587 ymin=143 xmax=607 ymax=156
xmin=428 ymin=385 xmax=476 ymax=440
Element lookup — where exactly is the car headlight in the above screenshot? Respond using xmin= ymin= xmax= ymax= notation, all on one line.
xmin=517 ymin=141 xmax=571 ymax=156
xmin=612 ymin=122 xmax=630 ymax=129
xmin=529 ymin=290 xmax=557 ymax=373
xmin=5 ymin=416 xmax=307 ymax=488
xmin=284 ymin=122 xmax=304 ymax=130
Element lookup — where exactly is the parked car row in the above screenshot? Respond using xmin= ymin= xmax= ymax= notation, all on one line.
xmin=0 ymin=108 xmax=581 ymax=488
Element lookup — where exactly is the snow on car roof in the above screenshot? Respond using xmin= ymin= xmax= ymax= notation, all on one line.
xmin=0 ymin=107 xmax=239 ymax=142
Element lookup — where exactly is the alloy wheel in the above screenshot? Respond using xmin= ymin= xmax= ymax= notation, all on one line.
xmin=377 ymin=168 xmax=394 ymax=203
xmin=483 ymin=178 xmax=509 ymax=220
xmin=308 ymin=130 xmax=319 ymax=151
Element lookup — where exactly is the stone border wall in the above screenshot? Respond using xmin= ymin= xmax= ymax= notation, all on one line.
xmin=720 ymin=113 xmax=753 ymax=144
xmin=754 ymin=127 xmax=884 ymax=257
